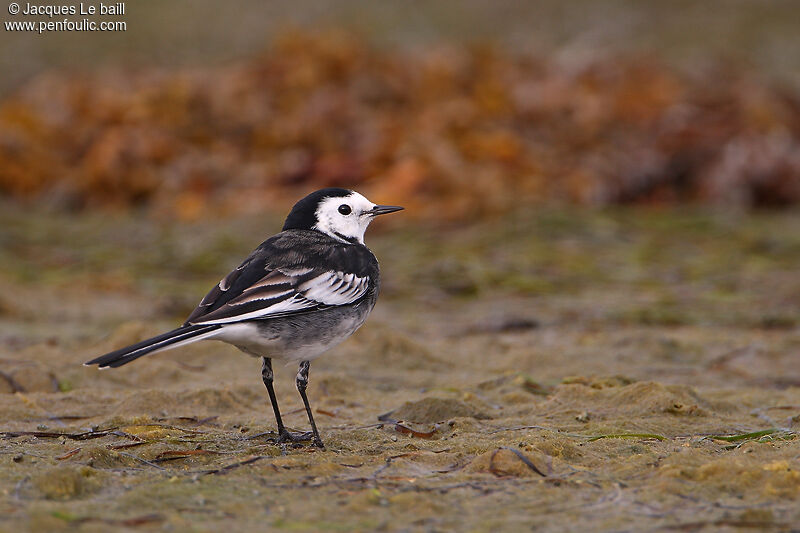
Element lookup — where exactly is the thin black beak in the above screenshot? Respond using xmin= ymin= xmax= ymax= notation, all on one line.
xmin=369 ymin=205 xmax=404 ymax=216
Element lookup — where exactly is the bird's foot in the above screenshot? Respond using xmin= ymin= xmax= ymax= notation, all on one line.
xmin=277 ymin=429 xmax=324 ymax=449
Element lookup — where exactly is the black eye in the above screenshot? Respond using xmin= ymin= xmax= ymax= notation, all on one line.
xmin=338 ymin=204 xmax=351 ymax=215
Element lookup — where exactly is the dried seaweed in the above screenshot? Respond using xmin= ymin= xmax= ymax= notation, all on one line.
xmin=2 ymin=31 xmax=798 ymax=216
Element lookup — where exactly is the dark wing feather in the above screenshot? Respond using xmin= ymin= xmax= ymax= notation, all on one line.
xmin=184 ymin=229 xmax=378 ymax=326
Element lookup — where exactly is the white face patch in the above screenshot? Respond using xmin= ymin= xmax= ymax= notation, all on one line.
xmin=312 ymin=192 xmax=377 ymax=244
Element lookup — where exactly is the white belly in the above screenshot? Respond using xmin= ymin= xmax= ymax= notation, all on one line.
xmin=209 ymin=314 xmax=365 ymax=363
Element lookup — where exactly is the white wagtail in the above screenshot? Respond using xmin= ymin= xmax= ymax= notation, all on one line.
xmin=86 ymin=188 xmax=403 ymax=448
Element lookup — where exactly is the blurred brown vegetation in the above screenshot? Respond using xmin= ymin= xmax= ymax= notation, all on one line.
xmin=1 ymin=31 xmax=799 ymax=220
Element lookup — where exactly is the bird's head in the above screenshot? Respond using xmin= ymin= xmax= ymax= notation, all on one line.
xmin=283 ymin=188 xmax=403 ymax=244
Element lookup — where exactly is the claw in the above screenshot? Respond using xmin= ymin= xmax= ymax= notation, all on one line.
xmin=278 ymin=429 xmax=323 ymax=448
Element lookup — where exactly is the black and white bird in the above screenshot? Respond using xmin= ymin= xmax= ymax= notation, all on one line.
xmin=86 ymin=188 xmax=403 ymax=448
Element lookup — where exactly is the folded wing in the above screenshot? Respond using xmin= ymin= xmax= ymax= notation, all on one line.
xmin=186 ymin=266 xmax=370 ymax=325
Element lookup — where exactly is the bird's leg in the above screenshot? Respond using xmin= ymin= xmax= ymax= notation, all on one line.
xmin=296 ymin=361 xmax=324 ymax=448
xmin=261 ymin=357 xmax=287 ymax=436
xmin=261 ymin=357 xmax=313 ymax=444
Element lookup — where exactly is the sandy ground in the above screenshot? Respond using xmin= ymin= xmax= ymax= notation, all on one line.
xmin=0 ymin=206 xmax=799 ymax=531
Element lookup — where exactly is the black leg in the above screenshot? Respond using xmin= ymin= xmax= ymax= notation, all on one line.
xmin=261 ymin=357 xmax=286 ymax=435
xmin=261 ymin=357 xmax=314 ymax=445
xmin=296 ymin=361 xmax=324 ymax=448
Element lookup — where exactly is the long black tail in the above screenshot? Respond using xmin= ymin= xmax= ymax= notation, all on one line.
xmin=85 ymin=324 xmax=221 ymax=369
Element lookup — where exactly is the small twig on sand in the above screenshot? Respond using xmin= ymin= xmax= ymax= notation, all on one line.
xmin=55 ymin=447 xmax=82 ymax=460
xmin=586 ymin=433 xmax=667 ymax=442
xmin=118 ymin=452 xmax=167 ymax=471
xmin=0 ymin=428 xmax=118 ymax=440
xmin=489 ymin=447 xmax=546 ymax=477
xmin=0 ymin=371 xmax=25 ymax=393
xmin=488 ymin=425 xmax=550 ymax=434
xmin=13 ymin=476 xmax=29 ymax=500
xmin=201 ymin=455 xmax=267 ymax=476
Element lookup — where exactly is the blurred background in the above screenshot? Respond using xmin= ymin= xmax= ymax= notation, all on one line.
xmin=1 ymin=0 xmax=800 ymax=218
